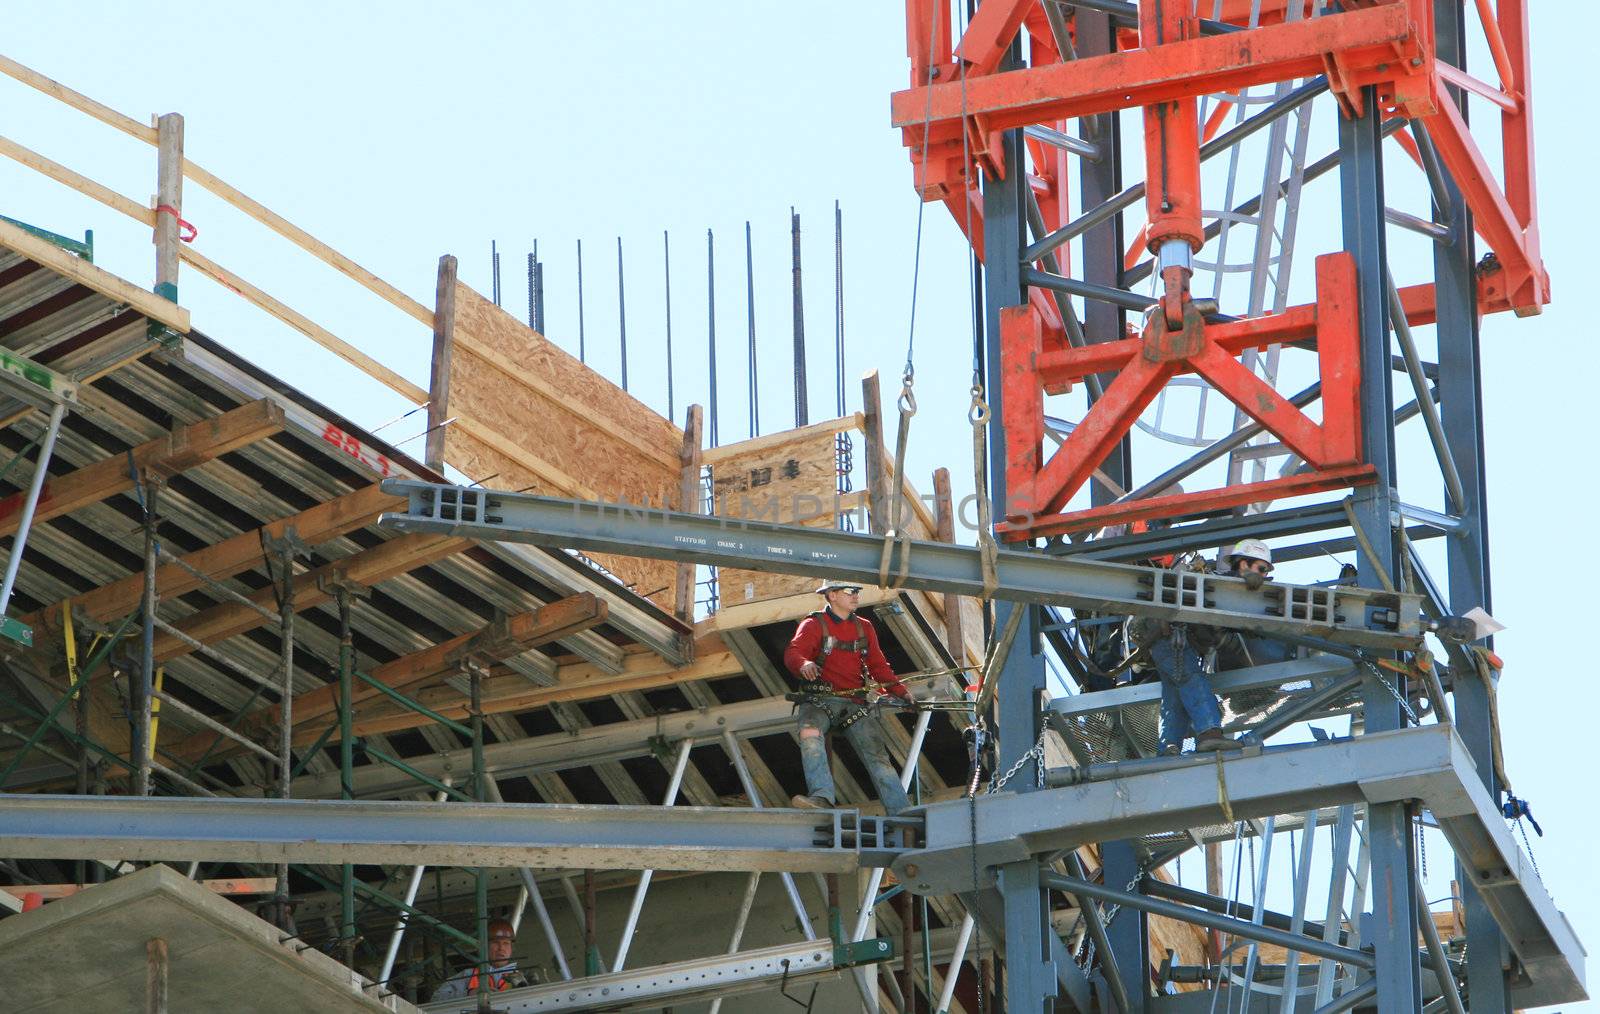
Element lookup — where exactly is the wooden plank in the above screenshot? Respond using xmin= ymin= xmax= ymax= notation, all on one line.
xmin=932 ymin=467 xmax=967 ymax=662
xmin=0 ymin=399 xmax=284 ymax=540
xmin=178 ymin=595 xmax=608 ymax=764
xmin=701 ymin=414 xmax=859 ymax=466
xmin=425 ymin=255 xmax=458 ymax=470
xmin=149 ymin=532 xmax=465 ymax=664
xmin=0 ymin=54 xmax=157 ymax=143
xmin=0 ymin=132 xmax=153 ymax=226
xmin=179 ymin=246 xmax=427 ymax=404
xmin=27 ymin=483 xmax=399 ymax=636
xmin=861 ymin=370 xmax=889 ymax=531
xmin=0 ymin=217 xmax=189 ymax=333
xmin=674 ymin=405 xmax=704 ymax=623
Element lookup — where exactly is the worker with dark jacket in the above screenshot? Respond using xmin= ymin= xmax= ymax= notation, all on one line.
xmin=1129 ymin=553 xmax=1233 ymax=756
xmin=782 ymin=581 xmax=914 ymax=814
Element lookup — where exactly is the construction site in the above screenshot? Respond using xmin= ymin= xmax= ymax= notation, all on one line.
xmin=0 ymin=2 xmax=1588 ymax=1012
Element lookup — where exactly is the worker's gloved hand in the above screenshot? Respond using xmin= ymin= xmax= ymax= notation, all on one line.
xmin=1241 ymin=569 xmax=1266 ymax=591
xmin=504 ymin=970 xmax=530 ymax=989
xmin=799 ymin=661 xmax=821 ymax=680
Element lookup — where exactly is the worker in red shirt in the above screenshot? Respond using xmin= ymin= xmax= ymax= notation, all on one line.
xmin=782 ymin=581 xmax=915 ymax=814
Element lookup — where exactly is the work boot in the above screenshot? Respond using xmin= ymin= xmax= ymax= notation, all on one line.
xmin=1159 ymin=744 xmax=1182 ymax=757
xmin=1194 ymin=728 xmax=1235 ymax=752
xmin=790 ymin=793 xmax=834 ymax=810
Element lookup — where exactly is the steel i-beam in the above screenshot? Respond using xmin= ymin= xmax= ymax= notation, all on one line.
xmin=377 ymin=479 xmax=1426 ymax=650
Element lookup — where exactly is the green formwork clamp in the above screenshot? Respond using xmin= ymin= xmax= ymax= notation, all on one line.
xmin=0 ymin=615 xmax=34 ymax=648
xmin=834 ymin=936 xmax=894 ymax=968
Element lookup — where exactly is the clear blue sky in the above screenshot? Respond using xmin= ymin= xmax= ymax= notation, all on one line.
xmin=3 ymin=3 xmax=1592 ymax=1004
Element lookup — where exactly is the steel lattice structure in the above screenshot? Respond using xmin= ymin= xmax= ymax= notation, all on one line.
xmin=886 ymin=0 xmax=1556 ymax=1010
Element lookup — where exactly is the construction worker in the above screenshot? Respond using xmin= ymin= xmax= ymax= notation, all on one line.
xmin=782 ymin=581 xmax=915 ymax=814
xmin=1215 ymin=539 xmax=1297 ymax=670
xmin=1129 ymin=555 xmax=1232 ymax=756
xmin=431 ymin=918 xmax=530 ymax=1001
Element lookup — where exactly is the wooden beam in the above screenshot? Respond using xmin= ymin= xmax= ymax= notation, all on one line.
xmin=299 ymin=638 xmax=741 ymax=746
xmin=175 ymin=594 xmax=607 ymax=764
xmin=932 ymin=467 xmax=966 ymax=662
xmin=148 ymin=532 xmax=464 ymax=664
xmin=0 ymin=54 xmax=157 ymax=143
xmin=0 ymin=399 xmax=283 ymax=540
xmin=674 ymin=404 xmax=704 ymax=623
xmin=425 ymin=255 xmax=458 ymax=470
xmin=29 ymin=483 xmax=399 ymax=636
xmin=860 ymin=370 xmax=889 ymax=533
xmin=0 ymin=216 xmax=189 ymax=333
xmin=700 ymin=414 xmax=859 ymax=466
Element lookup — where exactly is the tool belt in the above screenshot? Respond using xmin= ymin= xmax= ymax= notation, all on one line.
xmin=786 ymin=683 xmax=882 ymax=732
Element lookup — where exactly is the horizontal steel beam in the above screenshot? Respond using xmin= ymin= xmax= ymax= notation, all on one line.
xmin=1047 ymin=656 xmax=1354 ymax=720
xmin=0 ymin=795 xmax=902 ymax=874
xmin=377 ymin=480 xmax=1424 ymax=650
xmin=418 ymin=938 xmax=853 ymax=1012
xmin=1039 ymin=872 xmax=1373 ymax=969
xmin=286 ymin=697 xmax=796 ymax=800
xmin=895 ymin=723 xmax=1586 ymax=1006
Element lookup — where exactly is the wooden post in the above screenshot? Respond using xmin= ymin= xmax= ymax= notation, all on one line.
xmin=674 ymin=404 xmax=705 ymax=624
xmin=153 ymin=113 xmax=184 ymax=302
xmin=426 ymin=255 xmax=458 ymax=471
xmin=860 ymin=370 xmax=888 ymax=535
xmin=932 ymin=468 xmax=966 ymax=662
xmin=146 ymin=937 xmax=168 ymax=1014
xmin=1205 ymin=841 xmax=1223 ymax=964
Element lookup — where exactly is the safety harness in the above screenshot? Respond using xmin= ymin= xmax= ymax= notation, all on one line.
xmin=790 ymin=611 xmax=882 ymax=731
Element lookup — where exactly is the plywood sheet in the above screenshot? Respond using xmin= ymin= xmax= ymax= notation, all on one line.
xmin=711 ymin=427 xmax=846 ymax=606
xmin=443 ymin=282 xmax=683 ymax=610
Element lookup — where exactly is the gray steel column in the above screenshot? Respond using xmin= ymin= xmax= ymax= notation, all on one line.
xmin=985 ymin=79 xmax=1058 ymax=1013
xmin=1432 ymin=2 xmax=1511 ymax=1009
xmin=1339 ymin=85 xmax=1422 ymax=1013
xmin=1076 ymin=12 xmax=1145 ymax=1008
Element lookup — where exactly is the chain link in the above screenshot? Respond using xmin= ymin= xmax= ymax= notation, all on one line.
xmin=1362 ymin=660 xmax=1420 ymax=726
xmin=989 ymin=724 xmax=1050 ymax=793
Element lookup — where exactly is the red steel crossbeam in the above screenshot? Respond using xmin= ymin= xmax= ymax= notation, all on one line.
xmin=999 ymin=254 xmax=1365 ymax=537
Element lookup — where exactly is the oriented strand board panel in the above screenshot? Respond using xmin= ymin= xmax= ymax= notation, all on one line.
xmin=712 ymin=427 xmax=844 ymax=606
xmin=444 ymin=282 xmax=683 ymax=609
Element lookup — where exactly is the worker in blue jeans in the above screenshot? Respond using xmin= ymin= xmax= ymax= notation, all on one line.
xmin=1134 ymin=617 xmax=1232 ymax=755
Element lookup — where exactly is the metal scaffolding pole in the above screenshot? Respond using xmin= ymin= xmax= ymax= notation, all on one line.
xmin=270 ymin=534 xmax=298 ymax=930
xmin=335 ymin=583 xmax=357 ymax=970
xmin=0 ymin=401 xmax=65 ymax=616
xmin=611 ymin=737 xmax=693 ymax=971
xmin=135 ymin=476 xmax=161 ymax=798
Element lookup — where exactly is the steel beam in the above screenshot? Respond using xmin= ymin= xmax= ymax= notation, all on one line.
xmin=0 ymin=794 xmax=903 ymax=874
xmin=893 ymin=724 xmax=1585 ymax=1006
xmin=287 ymin=696 xmax=796 ymax=800
xmin=377 ymin=480 xmax=1426 ymax=650
xmin=416 ymin=938 xmax=852 ymax=1013
xmin=1046 ymin=655 xmax=1353 ymax=721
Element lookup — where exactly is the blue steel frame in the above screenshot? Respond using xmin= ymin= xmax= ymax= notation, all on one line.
xmin=973 ymin=4 xmax=1517 ymax=1010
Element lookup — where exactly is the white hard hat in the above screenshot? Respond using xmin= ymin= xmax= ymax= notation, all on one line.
xmin=1228 ymin=539 xmax=1273 ymax=568
xmin=816 ymin=580 xmax=864 ymax=594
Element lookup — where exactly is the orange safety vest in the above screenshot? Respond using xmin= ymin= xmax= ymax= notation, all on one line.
xmin=466 ymin=968 xmax=513 ymax=993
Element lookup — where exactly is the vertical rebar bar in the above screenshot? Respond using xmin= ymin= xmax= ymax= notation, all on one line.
xmin=337 ymin=585 xmax=356 ymax=970
xmin=663 ymin=230 xmax=674 ymax=420
xmin=707 ymin=229 xmax=719 ymax=447
xmin=617 ymin=237 xmax=628 ymax=392
xmin=576 ymin=238 xmax=586 ymax=362
xmin=745 ymin=221 xmax=757 ymax=438
xmin=835 ymin=200 xmax=846 ymax=417
xmin=491 ymin=240 xmax=501 ymax=307
xmin=791 ymin=209 xmax=808 ymax=427
xmin=135 ymin=475 xmax=160 ymax=798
